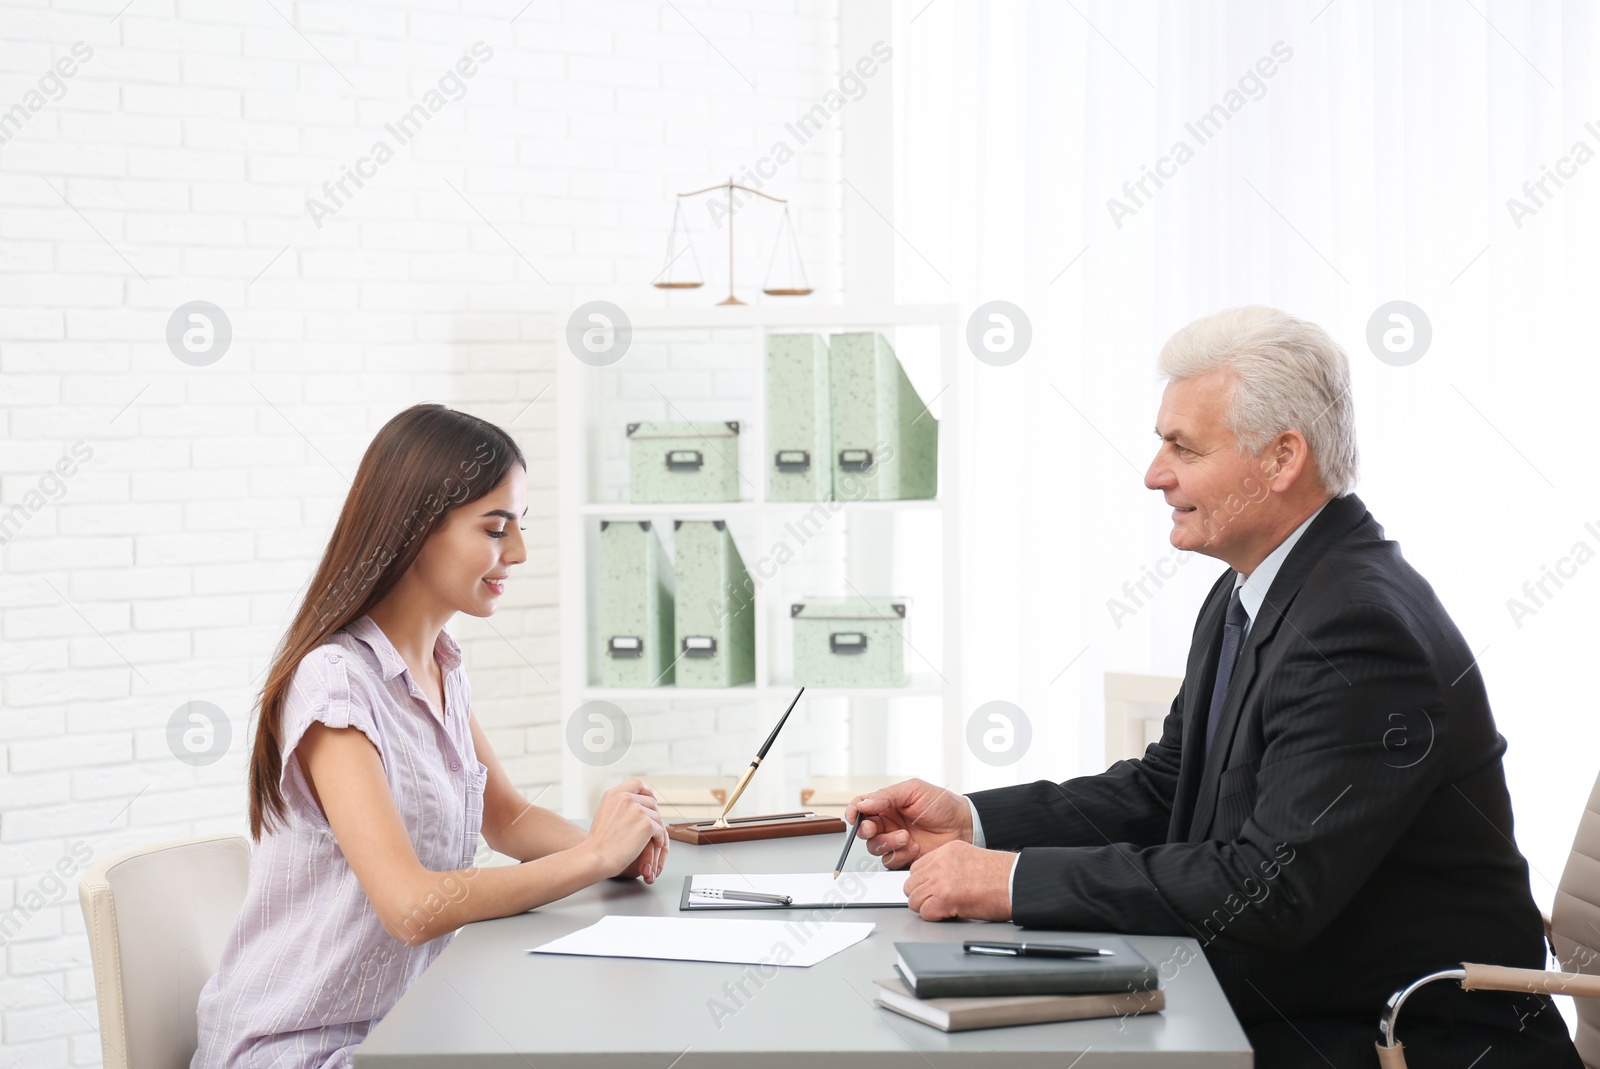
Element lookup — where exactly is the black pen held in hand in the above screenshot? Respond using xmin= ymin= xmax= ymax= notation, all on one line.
xmin=833 ymin=812 xmax=863 ymax=879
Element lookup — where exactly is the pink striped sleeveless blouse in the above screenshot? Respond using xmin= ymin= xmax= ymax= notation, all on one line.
xmin=192 ymin=615 xmax=486 ymax=1069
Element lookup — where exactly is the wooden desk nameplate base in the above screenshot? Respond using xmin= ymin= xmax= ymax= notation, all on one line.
xmin=667 ymin=811 xmax=846 ymax=845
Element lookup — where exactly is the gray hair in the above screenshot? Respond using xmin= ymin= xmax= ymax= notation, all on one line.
xmin=1157 ymin=305 xmax=1358 ymax=496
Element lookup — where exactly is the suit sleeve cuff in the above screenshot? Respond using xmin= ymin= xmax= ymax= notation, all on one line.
xmin=966 ymin=795 xmax=986 ymax=849
xmin=970 ymin=796 xmax=1017 ymax=915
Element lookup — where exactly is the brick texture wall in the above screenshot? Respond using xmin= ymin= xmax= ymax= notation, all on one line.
xmin=0 ymin=0 xmax=844 ymax=1061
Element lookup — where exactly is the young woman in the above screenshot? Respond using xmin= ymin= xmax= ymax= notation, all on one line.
xmin=193 ymin=404 xmax=668 ymax=1069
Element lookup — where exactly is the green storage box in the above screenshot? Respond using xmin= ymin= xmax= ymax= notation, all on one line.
xmin=598 ymin=520 xmax=675 ymax=687
xmin=766 ymin=333 xmax=831 ymax=501
xmin=627 ymin=421 xmax=742 ymax=503
xmin=673 ymin=520 xmax=756 ymax=688
xmin=791 ymin=597 xmax=909 ymax=688
xmin=828 ymin=332 xmax=938 ymax=501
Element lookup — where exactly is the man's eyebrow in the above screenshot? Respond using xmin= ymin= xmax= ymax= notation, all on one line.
xmin=1156 ymin=426 xmax=1200 ymax=447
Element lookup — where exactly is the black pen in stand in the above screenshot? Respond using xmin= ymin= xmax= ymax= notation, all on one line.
xmin=710 ymin=686 xmax=806 ymax=829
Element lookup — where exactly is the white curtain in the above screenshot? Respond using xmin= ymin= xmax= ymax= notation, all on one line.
xmin=890 ymin=0 xmax=1600 ymax=938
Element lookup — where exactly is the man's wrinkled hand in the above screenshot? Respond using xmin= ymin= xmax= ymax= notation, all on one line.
xmin=845 ymin=778 xmax=973 ymax=870
xmin=903 ymin=841 xmax=1014 ymax=922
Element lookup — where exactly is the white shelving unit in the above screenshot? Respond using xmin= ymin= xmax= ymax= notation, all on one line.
xmin=556 ymin=304 xmax=963 ymax=818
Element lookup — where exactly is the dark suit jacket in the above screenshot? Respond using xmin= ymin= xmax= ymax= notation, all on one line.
xmin=969 ymin=494 xmax=1579 ymax=1064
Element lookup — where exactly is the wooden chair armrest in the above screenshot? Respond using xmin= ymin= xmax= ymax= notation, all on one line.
xmin=1461 ymin=962 xmax=1600 ymax=998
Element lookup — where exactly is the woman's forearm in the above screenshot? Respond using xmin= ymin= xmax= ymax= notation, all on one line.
xmin=389 ymin=843 xmax=608 ymax=946
xmin=488 ymin=801 xmax=587 ymax=862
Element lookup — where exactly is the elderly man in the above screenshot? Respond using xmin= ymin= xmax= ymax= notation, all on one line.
xmin=848 ymin=307 xmax=1581 ymax=1067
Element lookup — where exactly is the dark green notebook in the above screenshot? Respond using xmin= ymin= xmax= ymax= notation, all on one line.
xmin=893 ymin=937 xmax=1158 ymax=999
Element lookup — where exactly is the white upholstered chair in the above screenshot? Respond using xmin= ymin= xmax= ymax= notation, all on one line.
xmin=77 ymin=834 xmax=250 ymax=1069
xmin=1103 ymin=671 xmax=1182 ymax=767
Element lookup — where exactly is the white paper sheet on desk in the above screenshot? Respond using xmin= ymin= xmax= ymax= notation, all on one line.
xmin=686 ymin=871 xmax=910 ymax=909
xmin=528 ymin=916 xmax=874 ymax=967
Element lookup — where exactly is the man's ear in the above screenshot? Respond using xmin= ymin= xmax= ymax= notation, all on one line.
xmin=1262 ymin=430 xmax=1311 ymax=491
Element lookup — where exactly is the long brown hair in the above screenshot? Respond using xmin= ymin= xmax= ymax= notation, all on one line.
xmin=248 ymin=403 xmax=526 ymax=839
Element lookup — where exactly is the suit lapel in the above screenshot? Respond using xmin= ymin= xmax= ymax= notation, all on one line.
xmin=1169 ymin=574 xmax=1231 ymax=842
xmin=1186 ymin=588 xmax=1293 ymax=839
xmin=1181 ymin=494 xmax=1374 ymax=842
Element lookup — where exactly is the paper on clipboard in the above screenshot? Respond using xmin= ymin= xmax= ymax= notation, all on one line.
xmin=683 ymin=871 xmax=910 ymax=909
xmin=528 ymin=915 xmax=874 ymax=967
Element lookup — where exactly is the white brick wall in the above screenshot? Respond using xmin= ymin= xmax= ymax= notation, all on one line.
xmin=0 ymin=0 xmax=844 ymax=1063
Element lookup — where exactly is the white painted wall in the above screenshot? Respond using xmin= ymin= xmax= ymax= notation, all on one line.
xmin=0 ymin=1 xmax=847 ymax=1062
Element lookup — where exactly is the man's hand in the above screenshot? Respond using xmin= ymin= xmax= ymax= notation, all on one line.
xmin=845 ymin=778 xmax=974 ymax=870
xmin=903 ymin=841 xmax=1014 ymax=921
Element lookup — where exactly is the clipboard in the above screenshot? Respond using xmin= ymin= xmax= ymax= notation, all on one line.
xmin=667 ymin=811 xmax=845 ymax=845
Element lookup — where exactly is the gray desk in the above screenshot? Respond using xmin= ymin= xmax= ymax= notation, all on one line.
xmin=356 ymin=834 xmax=1252 ymax=1067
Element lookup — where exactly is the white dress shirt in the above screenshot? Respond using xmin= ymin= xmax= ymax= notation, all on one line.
xmin=967 ymin=500 xmax=1330 ymax=905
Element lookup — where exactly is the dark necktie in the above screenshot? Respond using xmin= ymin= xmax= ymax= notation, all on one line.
xmin=1205 ymin=588 xmax=1250 ymax=755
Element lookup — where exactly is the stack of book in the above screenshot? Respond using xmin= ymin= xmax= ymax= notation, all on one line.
xmin=873 ymin=936 xmax=1164 ymax=1032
